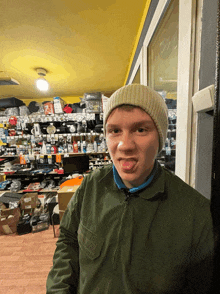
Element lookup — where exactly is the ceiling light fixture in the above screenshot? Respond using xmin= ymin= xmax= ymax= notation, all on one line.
xmin=36 ymin=68 xmax=49 ymax=91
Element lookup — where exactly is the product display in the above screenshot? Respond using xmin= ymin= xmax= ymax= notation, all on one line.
xmin=0 ymin=109 xmax=106 ymax=159
xmin=157 ymin=108 xmax=176 ymax=172
xmin=0 ymin=96 xmax=111 ymax=236
xmin=83 ymin=92 xmax=102 ymax=113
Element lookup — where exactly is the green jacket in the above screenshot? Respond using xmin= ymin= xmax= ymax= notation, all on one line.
xmin=46 ymin=163 xmax=214 ymax=294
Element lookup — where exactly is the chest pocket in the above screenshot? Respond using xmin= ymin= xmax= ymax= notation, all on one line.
xmin=78 ymin=222 xmax=104 ymax=260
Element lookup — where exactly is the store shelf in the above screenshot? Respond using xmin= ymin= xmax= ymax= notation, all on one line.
xmin=1 ymin=133 xmax=104 ymax=142
xmin=0 ymin=110 xmax=110 ymax=193
xmin=0 ymin=188 xmax=59 ymax=194
xmin=0 ymin=112 xmax=97 ymax=122
xmin=35 ymin=152 xmax=109 ymax=156
xmin=40 ymin=188 xmax=59 ymax=193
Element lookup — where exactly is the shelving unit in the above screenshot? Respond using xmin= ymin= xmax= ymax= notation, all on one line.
xmin=0 ymin=108 xmax=111 ymax=195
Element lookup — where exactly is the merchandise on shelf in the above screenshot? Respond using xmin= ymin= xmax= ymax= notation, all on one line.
xmin=157 ymin=108 xmax=176 ymax=172
xmin=53 ymin=96 xmax=65 ymax=114
xmin=83 ymin=92 xmax=102 ymax=113
xmin=0 ymin=101 xmax=111 ymax=197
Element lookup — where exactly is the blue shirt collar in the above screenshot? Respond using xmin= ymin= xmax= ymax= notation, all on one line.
xmin=113 ymin=161 xmax=158 ymax=194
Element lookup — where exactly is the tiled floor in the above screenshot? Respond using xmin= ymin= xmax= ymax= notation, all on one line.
xmin=0 ymin=225 xmax=59 ymax=294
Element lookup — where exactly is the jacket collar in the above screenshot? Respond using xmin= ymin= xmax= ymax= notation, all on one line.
xmin=139 ymin=164 xmax=166 ymax=200
xmin=99 ymin=161 xmax=166 ymax=201
xmin=112 ymin=161 xmax=158 ymax=194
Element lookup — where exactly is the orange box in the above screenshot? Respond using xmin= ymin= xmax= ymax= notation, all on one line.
xmin=56 ymin=154 xmax=62 ymax=163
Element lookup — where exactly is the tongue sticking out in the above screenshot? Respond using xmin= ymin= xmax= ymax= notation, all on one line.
xmin=120 ymin=160 xmax=136 ymax=171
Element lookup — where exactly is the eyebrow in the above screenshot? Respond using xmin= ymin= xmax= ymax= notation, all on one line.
xmin=106 ymin=120 xmax=154 ymax=129
xmin=133 ymin=121 xmax=155 ymax=127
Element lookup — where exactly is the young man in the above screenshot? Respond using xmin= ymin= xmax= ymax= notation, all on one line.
xmin=47 ymin=84 xmax=214 ymax=294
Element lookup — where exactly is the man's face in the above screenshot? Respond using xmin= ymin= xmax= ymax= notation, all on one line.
xmin=106 ymin=106 xmax=159 ymax=188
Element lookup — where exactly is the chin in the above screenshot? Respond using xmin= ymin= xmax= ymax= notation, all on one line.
xmin=120 ymin=174 xmax=140 ymax=187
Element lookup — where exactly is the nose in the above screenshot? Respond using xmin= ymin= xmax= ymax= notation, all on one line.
xmin=118 ymin=132 xmax=135 ymax=151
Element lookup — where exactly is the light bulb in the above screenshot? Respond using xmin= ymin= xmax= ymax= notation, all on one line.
xmin=36 ymin=78 xmax=49 ymax=91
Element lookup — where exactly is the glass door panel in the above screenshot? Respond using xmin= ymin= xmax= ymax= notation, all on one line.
xmin=148 ymin=0 xmax=179 ymax=172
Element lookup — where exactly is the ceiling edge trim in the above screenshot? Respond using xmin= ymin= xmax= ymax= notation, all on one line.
xmin=123 ymin=0 xmax=152 ymax=86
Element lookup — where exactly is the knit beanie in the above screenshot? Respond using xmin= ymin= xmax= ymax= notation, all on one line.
xmin=104 ymin=84 xmax=168 ymax=153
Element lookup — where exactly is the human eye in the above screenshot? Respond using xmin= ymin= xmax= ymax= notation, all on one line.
xmin=137 ymin=128 xmax=145 ymax=133
xmin=107 ymin=127 xmax=121 ymax=135
xmin=135 ymin=127 xmax=148 ymax=135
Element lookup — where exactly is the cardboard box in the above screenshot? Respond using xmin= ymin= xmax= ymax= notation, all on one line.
xmin=0 ymin=174 xmax=5 ymax=182
xmin=0 ymin=207 xmax=21 ymax=235
xmin=58 ymin=185 xmax=79 ymax=212
xmin=19 ymin=192 xmax=38 ymax=212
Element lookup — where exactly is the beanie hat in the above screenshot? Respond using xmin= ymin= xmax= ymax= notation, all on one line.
xmin=104 ymin=84 xmax=168 ymax=152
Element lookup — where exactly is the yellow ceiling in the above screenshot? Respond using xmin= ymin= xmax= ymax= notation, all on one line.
xmin=0 ymin=0 xmax=148 ymax=102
